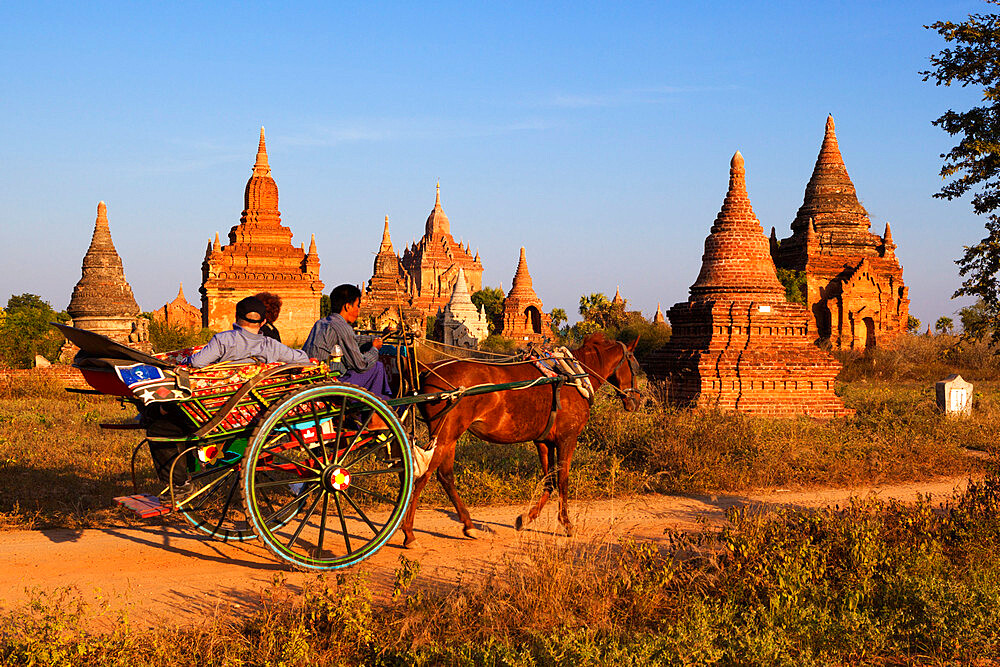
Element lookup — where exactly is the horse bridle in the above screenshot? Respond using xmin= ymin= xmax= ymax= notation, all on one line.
xmin=607 ymin=341 xmax=642 ymax=408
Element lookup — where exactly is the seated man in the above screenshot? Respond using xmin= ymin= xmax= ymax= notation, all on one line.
xmin=186 ymin=296 xmax=310 ymax=368
xmin=303 ymin=284 xmax=391 ymax=398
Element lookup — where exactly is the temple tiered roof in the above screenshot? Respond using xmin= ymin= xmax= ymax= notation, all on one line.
xmin=67 ymin=201 xmax=140 ymax=319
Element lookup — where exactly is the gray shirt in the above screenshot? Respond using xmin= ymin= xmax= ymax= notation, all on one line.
xmin=186 ymin=325 xmax=311 ymax=368
xmin=302 ymin=313 xmax=378 ymax=371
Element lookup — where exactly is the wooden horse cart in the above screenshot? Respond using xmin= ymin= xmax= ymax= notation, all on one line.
xmin=55 ymin=323 xmax=579 ymax=570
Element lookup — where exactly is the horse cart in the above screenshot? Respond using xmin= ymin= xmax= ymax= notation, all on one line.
xmin=54 ymin=323 xmax=603 ymax=571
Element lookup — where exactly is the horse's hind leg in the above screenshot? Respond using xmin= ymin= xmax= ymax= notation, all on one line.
xmin=515 ymin=441 xmax=556 ymax=531
xmin=555 ymin=435 xmax=578 ymax=536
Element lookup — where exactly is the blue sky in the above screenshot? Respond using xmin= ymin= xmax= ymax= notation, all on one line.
xmin=0 ymin=1 xmax=990 ymax=327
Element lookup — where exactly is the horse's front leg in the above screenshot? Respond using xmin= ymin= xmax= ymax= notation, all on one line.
xmin=435 ymin=453 xmax=482 ymax=539
xmin=515 ymin=441 xmax=556 ymax=531
xmin=401 ymin=468 xmax=434 ymax=548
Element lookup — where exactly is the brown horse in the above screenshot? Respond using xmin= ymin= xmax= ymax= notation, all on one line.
xmin=401 ymin=332 xmax=641 ymax=547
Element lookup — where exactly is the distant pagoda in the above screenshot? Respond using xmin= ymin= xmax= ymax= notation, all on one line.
xmin=498 ymin=247 xmax=551 ymax=343
xmin=66 ymin=201 xmax=149 ymax=351
xmin=151 ymin=283 xmax=201 ymax=330
xmin=400 ymin=183 xmax=484 ymax=315
xmin=771 ymin=115 xmax=908 ymax=350
xmin=435 ymin=267 xmax=489 ymax=348
xmin=360 ymin=216 xmax=422 ymax=330
xmin=200 ymin=128 xmax=324 ymax=343
xmin=646 ymin=152 xmax=850 ymax=418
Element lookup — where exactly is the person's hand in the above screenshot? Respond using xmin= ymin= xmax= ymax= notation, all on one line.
xmin=372 ymin=337 xmax=383 ymax=350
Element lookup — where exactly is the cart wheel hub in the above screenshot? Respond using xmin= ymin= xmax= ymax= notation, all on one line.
xmin=323 ymin=466 xmax=351 ymax=491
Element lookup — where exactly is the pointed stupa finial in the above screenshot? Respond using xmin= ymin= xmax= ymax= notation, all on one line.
xmin=826 ymin=114 xmax=835 ymax=135
xmin=379 ymin=216 xmax=393 ymax=253
xmin=509 ymin=246 xmax=534 ymax=294
xmin=308 ymin=233 xmax=318 ymax=256
xmin=97 ymin=200 xmax=108 ymax=225
xmin=424 ymin=181 xmax=451 ymax=237
xmin=253 ymin=126 xmax=271 ymax=176
xmin=653 ymin=302 xmax=666 ymax=324
xmin=213 ymin=231 xmax=221 ymax=252
xmin=884 ymin=222 xmax=893 ymax=243
xmin=177 ymin=283 xmax=185 ymax=300
xmin=612 ymin=286 xmax=623 ymax=305
xmin=449 ymin=267 xmax=471 ymax=306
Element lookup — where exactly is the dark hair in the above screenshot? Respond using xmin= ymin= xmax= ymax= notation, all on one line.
xmin=253 ymin=292 xmax=282 ymax=323
xmin=235 ymin=296 xmax=267 ymax=324
xmin=329 ymin=284 xmax=363 ymax=314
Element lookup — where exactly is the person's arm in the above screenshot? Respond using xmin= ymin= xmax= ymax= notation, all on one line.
xmin=332 ymin=318 xmax=378 ymax=371
xmin=264 ymin=339 xmax=311 ymax=364
xmin=186 ymin=334 xmax=224 ymax=368
xmin=302 ymin=320 xmax=332 ymax=360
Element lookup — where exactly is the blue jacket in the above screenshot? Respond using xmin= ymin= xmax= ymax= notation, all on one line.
xmin=186 ymin=325 xmax=311 ymax=368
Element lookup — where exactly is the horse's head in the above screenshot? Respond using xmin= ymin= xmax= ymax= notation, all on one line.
xmin=578 ymin=333 xmax=642 ymax=411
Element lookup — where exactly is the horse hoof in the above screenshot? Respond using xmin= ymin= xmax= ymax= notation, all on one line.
xmin=403 ymin=538 xmax=419 ymax=549
xmin=515 ymin=514 xmax=527 ymax=531
xmin=463 ymin=527 xmax=484 ymax=540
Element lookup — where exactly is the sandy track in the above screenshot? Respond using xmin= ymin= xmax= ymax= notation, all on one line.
xmin=0 ymin=476 xmax=973 ymax=626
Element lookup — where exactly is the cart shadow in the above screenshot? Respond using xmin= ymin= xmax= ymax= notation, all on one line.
xmin=97 ymin=525 xmax=290 ymax=570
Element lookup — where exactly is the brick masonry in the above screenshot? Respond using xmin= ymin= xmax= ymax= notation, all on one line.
xmin=772 ymin=116 xmax=908 ymax=350
xmin=645 ymin=152 xmax=852 ymax=418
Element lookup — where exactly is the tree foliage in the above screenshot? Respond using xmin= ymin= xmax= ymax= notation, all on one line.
xmin=0 ymin=294 xmax=68 ymax=368
xmin=923 ymin=5 xmax=1000 ymax=336
xmin=907 ymin=315 xmax=922 ymax=335
xmin=471 ymin=287 xmax=505 ymax=334
xmin=775 ymin=268 xmax=807 ymax=305
xmin=936 ymin=316 xmax=955 ymax=335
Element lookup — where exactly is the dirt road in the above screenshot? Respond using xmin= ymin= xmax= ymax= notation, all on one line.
xmin=0 ymin=477 xmax=972 ymax=626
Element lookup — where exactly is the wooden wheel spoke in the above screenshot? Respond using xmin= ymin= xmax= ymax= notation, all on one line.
xmin=263 ymin=448 xmax=319 ymax=474
xmin=349 ymin=465 xmax=405 ymax=477
xmin=333 ymin=492 xmax=352 ymax=554
xmin=347 ymin=482 xmax=396 ymax=506
xmin=341 ymin=489 xmax=379 ymax=535
xmin=286 ymin=490 xmax=323 ymax=550
xmin=309 ymin=402 xmax=330 ymax=467
xmin=332 ymin=395 xmax=348 ymax=465
xmin=210 ymin=470 xmax=242 ymax=535
xmin=279 ymin=416 xmax=321 ymax=465
xmin=318 ymin=493 xmax=330 ymax=552
xmin=255 ymin=476 xmax=320 ymax=490
xmin=343 ymin=434 xmax=397 ymax=469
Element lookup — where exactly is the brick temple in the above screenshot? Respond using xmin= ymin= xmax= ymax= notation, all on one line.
xmin=498 ymin=247 xmax=552 ymax=343
xmin=200 ymin=128 xmax=324 ymax=343
xmin=398 ymin=184 xmax=483 ymax=315
xmin=151 ymin=283 xmax=201 ymax=330
xmin=771 ymin=116 xmax=908 ymax=350
xmin=646 ymin=152 xmax=850 ymax=418
xmin=359 ymin=216 xmax=423 ymax=329
xmin=65 ymin=201 xmax=150 ymax=352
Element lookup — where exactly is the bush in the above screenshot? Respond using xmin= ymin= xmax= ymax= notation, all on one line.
xmin=0 ymin=294 xmax=68 ymax=369
xmin=147 ymin=319 xmax=213 ymax=353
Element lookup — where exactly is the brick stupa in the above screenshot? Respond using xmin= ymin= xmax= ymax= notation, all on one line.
xmin=498 ymin=247 xmax=551 ymax=343
xmin=646 ymin=152 xmax=850 ymax=418
xmin=435 ymin=267 xmax=489 ymax=348
xmin=400 ymin=184 xmax=483 ymax=315
xmin=152 ymin=283 xmax=201 ymax=330
xmin=772 ymin=116 xmax=908 ymax=350
xmin=360 ymin=216 xmax=422 ymax=330
xmin=200 ymin=128 xmax=324 ymax=343
xmin=66 ymin=201 xmax=150 ymax=351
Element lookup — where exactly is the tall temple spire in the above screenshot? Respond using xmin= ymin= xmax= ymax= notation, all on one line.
xmin=448 ymin=267 xmax=471 ymax=306
xmin=253 ymin=126 xmax=271 ymax=177
xmin=511 ymin=246 xmax=533 ymax=293
xmin=67 ymin=201 xmax=140 ymax=319
xmin=791 ymin=114 xmax=870 ymax=235
xmin=612 ymin=286 xmax=624 ymax=305
xmin=379 ymin=215 xmax=393 ymax=253
xmin=689 ymin=152 xmax=786 ymax=303
xmin=424 ymin=181 xmax=451 ymax=237
xmin=653 ymin=302 xmax=666 ymax=325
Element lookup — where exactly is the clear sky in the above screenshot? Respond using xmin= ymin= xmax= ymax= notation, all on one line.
xmin=0 ymin=1 xmax=990 ymax=327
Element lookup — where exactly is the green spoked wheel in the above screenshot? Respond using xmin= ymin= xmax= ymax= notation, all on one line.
xmin=242 ymin=382 xmax=413 ymax=570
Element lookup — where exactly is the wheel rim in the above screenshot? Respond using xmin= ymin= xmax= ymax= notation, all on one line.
xmin=243 ymin=383 xmax=412 ymax=570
